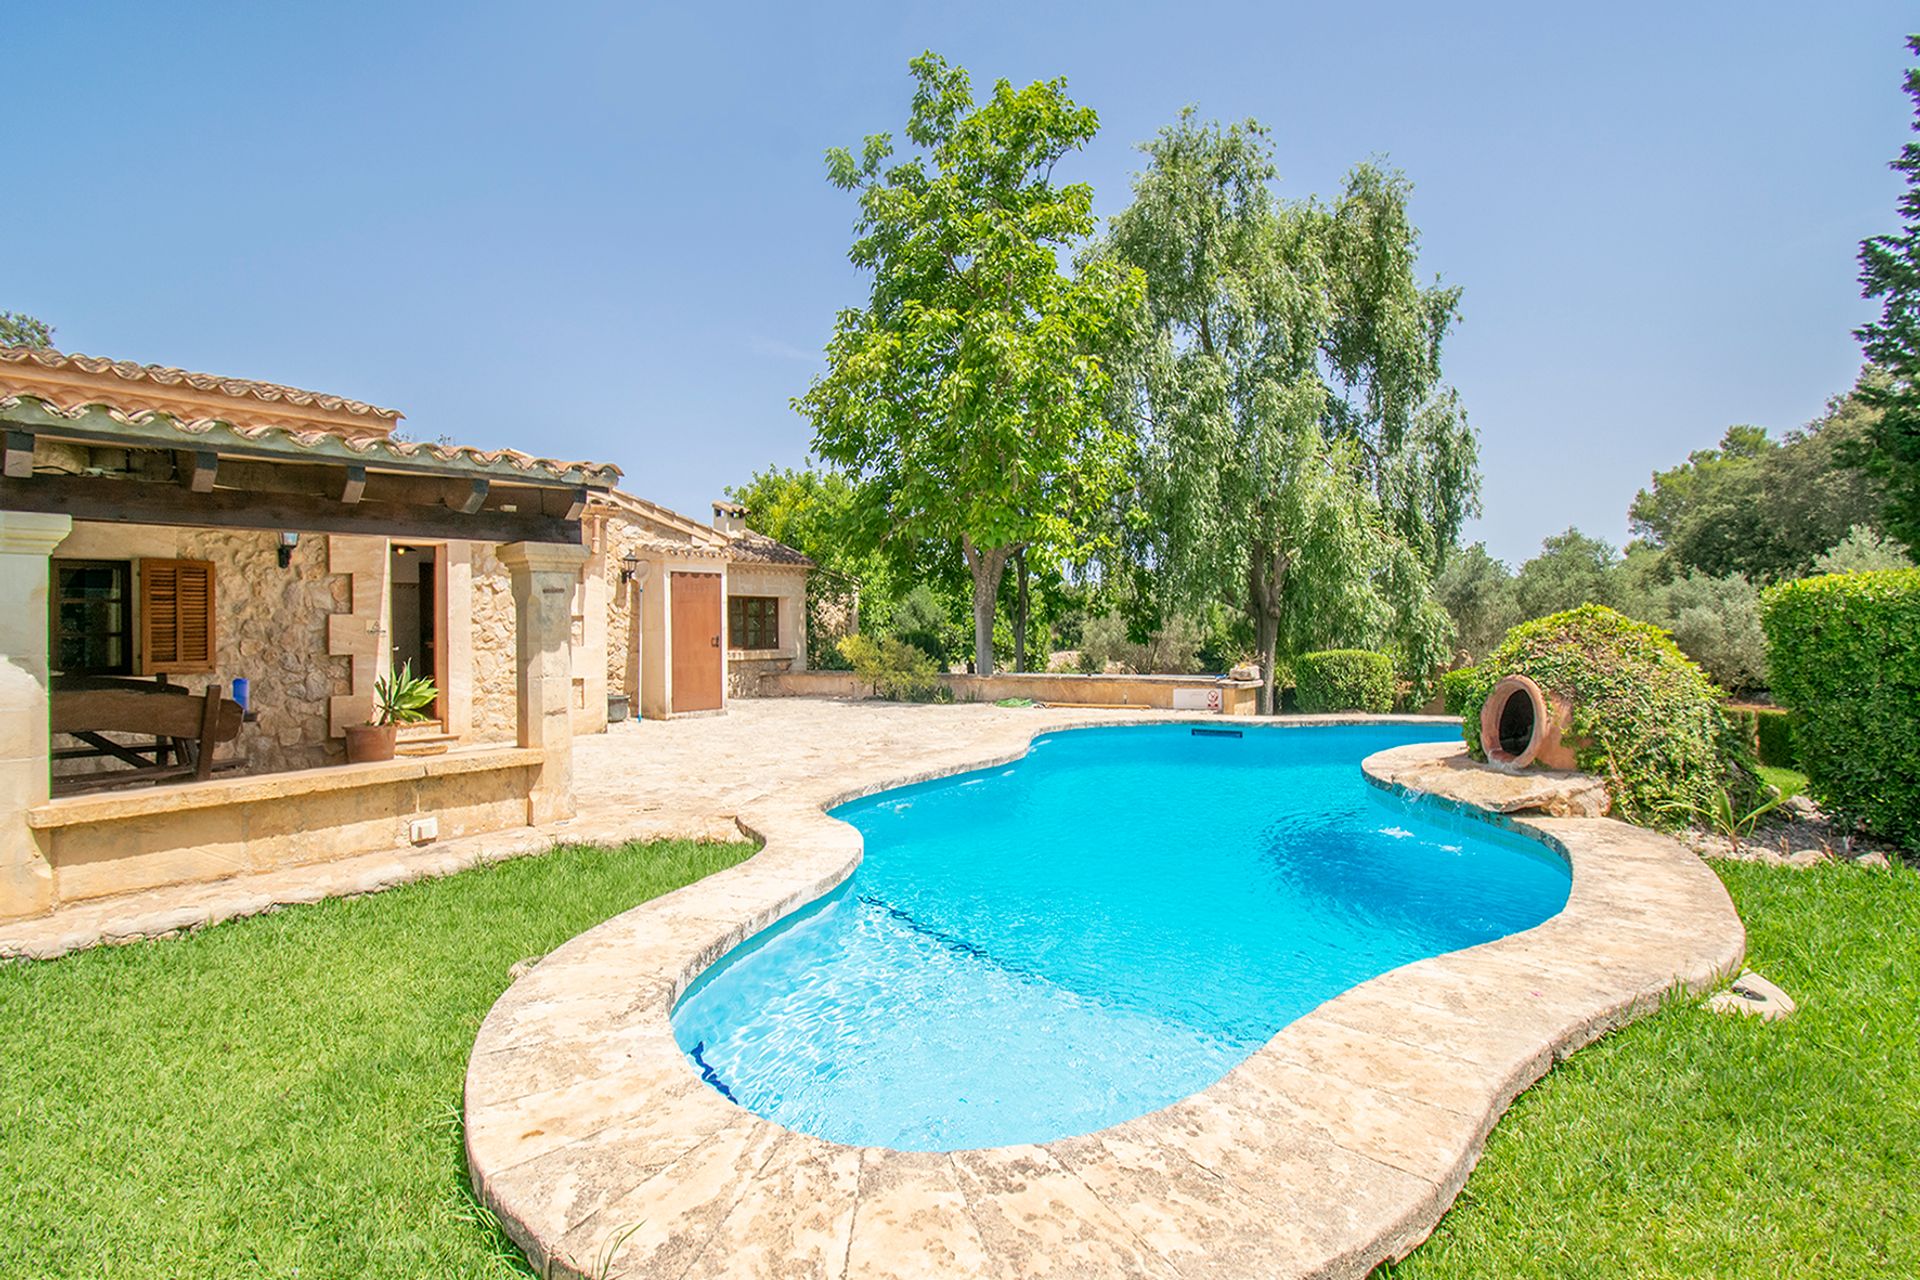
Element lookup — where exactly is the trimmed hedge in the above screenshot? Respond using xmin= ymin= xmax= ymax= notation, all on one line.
xmin=1727 ymin=705 xmax=1797 ymax=769
xmin=1760 ymin=569 xmax=1920 ymax=850
xmin=1441 ymin=666 xmax=1482 ymax=720
xmin=1452 ymin=605 xmax=1756 ymax=828
xmin=1295 ymin=649 xmax=1394 ymax=714
xmin=1757 ymin=709 xmax=1795 ymax=769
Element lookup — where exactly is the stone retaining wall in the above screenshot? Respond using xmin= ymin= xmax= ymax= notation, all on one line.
xmin=22 ymin=746 xmax=543 ymax=914
xmin=754 ymin=668 xmax=1262 ymax=714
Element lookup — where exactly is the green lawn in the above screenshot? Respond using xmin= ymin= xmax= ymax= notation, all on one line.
xmin=2 ymin=841 xmax=1912 ymax=1279
xmin=1758 ymin=764 xmax=1810 ymax=800
xmin=1384 ymin=858 xmax=1919 ymax=1278
xmin=0 ymin=838 xmax=756 ymax=1280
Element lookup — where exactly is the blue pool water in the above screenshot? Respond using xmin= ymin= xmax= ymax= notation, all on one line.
xmin=670 ymin=723 xmax=1570 ymax=1151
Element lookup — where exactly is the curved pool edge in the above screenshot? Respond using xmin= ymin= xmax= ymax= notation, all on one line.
xmin=463 ymin=722 xmax=1745 ymax=1280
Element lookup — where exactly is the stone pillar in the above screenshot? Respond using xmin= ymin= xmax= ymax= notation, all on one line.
xmin=498 ymin=541 xmax=589 ymax=825
xmin=0 ymin=512 xmax=72 ymax=920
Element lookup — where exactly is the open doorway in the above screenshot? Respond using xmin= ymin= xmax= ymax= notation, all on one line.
xmin=389 ymin=543 xmax=442 ymax=724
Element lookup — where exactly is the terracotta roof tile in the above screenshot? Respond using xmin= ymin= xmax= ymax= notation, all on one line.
xmin=726 ymin=528 xmax=814 ymax=568
xmin=1 ymin=345 xmax=621 ymax=487
xmin=0 ymin=345 xmax=400 ymax=421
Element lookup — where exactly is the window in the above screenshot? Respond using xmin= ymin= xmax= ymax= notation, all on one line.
xmin=138 ymin=559 xmax=217 ymax=674
xmin=51 ymin=560 xmax=133 ymax=676
xmin=728 ymin=595 xmax=780 ymax=651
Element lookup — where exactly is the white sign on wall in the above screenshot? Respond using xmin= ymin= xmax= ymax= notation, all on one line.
xmin=1172 ymin=687 xmax=1224 ymax=712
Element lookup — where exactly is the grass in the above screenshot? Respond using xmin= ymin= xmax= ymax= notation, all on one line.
xmin=1758 ymin=764 xmax=1810 ymax=800
xmin=0 ymin=837 xmax=756 ymax=1280
xmin=3 ymin=839 xmax=1913 ymax=1279
xmin=1383 ymin=858 xmax=1920 ymax=1279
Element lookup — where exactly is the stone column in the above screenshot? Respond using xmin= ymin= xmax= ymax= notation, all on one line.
xmin=0 ymin=512 xmax=72 ymax=920
xmin=498 ymin=540 xmax=588 ymax=825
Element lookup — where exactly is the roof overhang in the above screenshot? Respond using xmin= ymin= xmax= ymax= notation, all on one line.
xmin=2 ymin=400 xmax=619 ymax=545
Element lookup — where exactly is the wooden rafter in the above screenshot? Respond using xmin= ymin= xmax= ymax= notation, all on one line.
xmin=185 ymin=451 xmax=219 ymax=493
xmin=3 ymin=430 xmax=30 ymax=479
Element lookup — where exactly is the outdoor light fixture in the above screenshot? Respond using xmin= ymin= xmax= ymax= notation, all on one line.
xmin=620 ymin=552 xmax=641 ymax=584
xmin=277 ymin=531 xmax=299 ymax=569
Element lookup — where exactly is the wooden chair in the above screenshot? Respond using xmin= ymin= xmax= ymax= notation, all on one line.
xmin=51 ymin=686 xmax=245 ymax=795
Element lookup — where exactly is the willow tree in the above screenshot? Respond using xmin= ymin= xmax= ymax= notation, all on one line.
xmin=797 ymin=53 xmax=1142 ymax=675
xmin=1098 ymin=114 xmax=1476 ymax=711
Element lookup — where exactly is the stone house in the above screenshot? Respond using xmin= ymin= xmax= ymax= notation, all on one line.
xmin=0 ymin=346 xmax=807 ymax=924
xmin=580 ymin=492 xmax=812 ymax=724
xmin=464 ymin=490 xmax=812 ymax=740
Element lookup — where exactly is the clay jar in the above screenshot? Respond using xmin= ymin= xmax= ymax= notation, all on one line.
xmin=1479 ymin=673 xmax=1578 ymax=771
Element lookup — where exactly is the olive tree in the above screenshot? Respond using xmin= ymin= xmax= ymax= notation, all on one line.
xmin=798 ymin=53 xmax=1142 ymax=674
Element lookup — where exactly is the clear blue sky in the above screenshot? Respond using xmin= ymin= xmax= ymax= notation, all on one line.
xmin=9 ymin=2 xmax=1911 ymax=565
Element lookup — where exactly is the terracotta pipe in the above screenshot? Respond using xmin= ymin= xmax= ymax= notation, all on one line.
xmin=1479 ymin=673 xmax=1577 ymax=771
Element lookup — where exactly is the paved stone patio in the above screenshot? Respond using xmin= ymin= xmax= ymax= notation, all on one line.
xmin=0 ymin=701 xmax=1258 ymax=960
xmin=460 ymin=713 xmax=1746 ymax=1280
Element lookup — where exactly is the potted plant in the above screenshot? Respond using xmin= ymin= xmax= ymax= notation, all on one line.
xmin=344 ymin=661 xmax=438 ymax=764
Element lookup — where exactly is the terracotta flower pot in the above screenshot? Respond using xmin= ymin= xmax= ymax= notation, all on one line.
xmin=344 ymin=723 xmax=398 ymax=764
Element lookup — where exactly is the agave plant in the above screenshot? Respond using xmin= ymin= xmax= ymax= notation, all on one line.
xmin=1660 ymin=784 xmax=1788 ymax=856
xmin=372 ymin=661 xmax=438 ymax=726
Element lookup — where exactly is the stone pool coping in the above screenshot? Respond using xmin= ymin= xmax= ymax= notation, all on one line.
xmin=464 ymin=727 xmax=1745 ymax=1280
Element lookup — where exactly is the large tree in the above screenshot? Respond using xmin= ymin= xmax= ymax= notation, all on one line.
xmin=1098 ymin=114 xmax=1476 ymax=711
xmin=1855 ymin=35 xmax=1920 ymax=553
xmin=1512 ymin=527 xmax=1621 ymax=619
xmin=1628 ymin=379 xmax=1885 ymax=580
xmin=1435 ymin=542 xmax=1521 ymax=661
xmin=798 ymin=53 xmax=1142 ymax=674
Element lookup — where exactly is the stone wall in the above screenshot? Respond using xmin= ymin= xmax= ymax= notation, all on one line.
xmin=754 ymin=669 xmax=1261 ymax=715
xmin=186 ymin=529 xmax=349 ymax=772
xmin=468 ymin=540 xmax=519 ymax=744
xmin=601 ymin=515 xmax=654 ymax=705
xmin=32 ymin=747 xmax=545 ymax=910
xmin=51 ymin=523 xmax=351 ymax=778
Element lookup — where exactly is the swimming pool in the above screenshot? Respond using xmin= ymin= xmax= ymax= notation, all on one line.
xmin=670 ymin=722 xmax=1571 ymax=1152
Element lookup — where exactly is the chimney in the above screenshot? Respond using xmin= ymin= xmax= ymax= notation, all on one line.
xmin=712 ymin=500 xmax=748 ymax=535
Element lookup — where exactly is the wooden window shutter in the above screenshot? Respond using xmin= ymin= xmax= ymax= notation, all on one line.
xmin=139 ymin=559 xmax=217 ymax=674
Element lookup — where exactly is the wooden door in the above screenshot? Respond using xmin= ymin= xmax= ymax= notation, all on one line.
xmin=669 ymin=572 xmax=724 ymax=712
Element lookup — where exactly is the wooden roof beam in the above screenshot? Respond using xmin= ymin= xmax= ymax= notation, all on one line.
xmin=185 ymin=450 xmax=219 ymax=493
xmin=3 ymin=430 xmax=31 ymax=479
xmin=448 ymin=478 xmax=489 ymax=516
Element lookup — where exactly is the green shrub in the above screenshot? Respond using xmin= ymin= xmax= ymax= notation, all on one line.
xmin=838 ymin=634 xmax=946 ymax=702
xmin=1440 ymin=666 xmax=1482 ymax=719
xmin=1760 ymin=569 xmax=1920 ymax=850
xmin=1755 ymin=708 xmax=1795 ymax=769
xmin=1453 ymin=605 xmax=1756 ymax=828
xmin=1294 ymin=649 xmax=1395 ymax=714
xmin=1727 ymin=705 xmax=1798 ymax=769
xmin=888 ymin=585 xmax=960 ymax=663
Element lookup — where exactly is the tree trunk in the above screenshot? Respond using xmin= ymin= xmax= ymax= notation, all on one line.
xmin=1014 ymin=548 xmax=1029 ymax=672
xmin=961 ymin=536 xmax=1014 ymax=678
xmin=1255 ymin=608 xmax=1279 ymax=716
xmin=1247 ymin=540 xmax=1285 ymax=715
